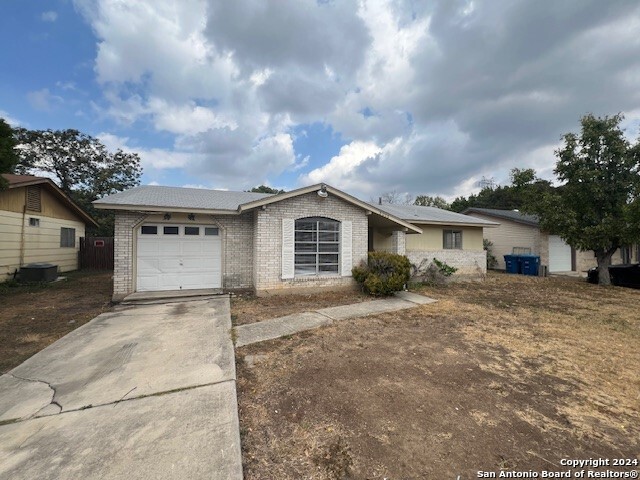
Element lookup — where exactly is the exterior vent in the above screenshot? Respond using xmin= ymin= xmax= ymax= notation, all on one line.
xmin=26 ymin=186 xmax=42 ymax=212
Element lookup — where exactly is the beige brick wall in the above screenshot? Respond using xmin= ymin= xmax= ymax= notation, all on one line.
xmin=113 ymin=210 xmax=254 ymax=300
xmin=253 ymin=192 xmax=368 ymax=293
xmin=406 ymin=249 xmax=487 ymax=277
xmin=113 ymin=211 xmax=147 ymax=300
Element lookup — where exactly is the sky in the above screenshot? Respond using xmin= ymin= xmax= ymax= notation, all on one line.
xmin=2 ymin=0 xmax=640 ymax=201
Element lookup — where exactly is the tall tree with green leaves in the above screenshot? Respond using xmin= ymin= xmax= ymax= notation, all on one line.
xmin=414 ymin=195 xmax=451 ymax=210
xmin=531 ymin=113 xmax=640 ymax=285
xmin=0 ymin=118 xmax=19 ymax=189
xmin=14 ymin=128 xmax=143 ymax=235
xmin=249 ymin=185 xmax=285 ymax=194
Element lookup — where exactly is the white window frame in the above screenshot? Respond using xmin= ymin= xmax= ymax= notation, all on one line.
xmin=60 ymin=227 xmax=76 ymax=248
xmin=294 ymin=217 xmax=340 ymax=276
xmin=443 ymin=229 xmax=462 ymax=250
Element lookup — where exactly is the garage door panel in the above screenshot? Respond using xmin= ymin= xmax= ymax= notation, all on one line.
xmin=159 ymin=241 xmax=180 ymax=255
xmin=138 ymin=257 xmax=160 ymax=272
xmin=138 ymin=240 xmax=159 ymax=255
xmin=137 ymin=275 xmax=160 ymax=291
xmin=137 ymin=225 xmax=222 ymax=292
xmin=549 ymin=235 xmax=572 ymax=272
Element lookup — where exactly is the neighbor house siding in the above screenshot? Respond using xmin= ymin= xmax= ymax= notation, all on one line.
xmin=253 ymin=192 xmax=367 ymax=294
xmin=0 ymin=186 xmax=86 ymax=282
xmin=467 ymin=213 xmax=541 ymax=270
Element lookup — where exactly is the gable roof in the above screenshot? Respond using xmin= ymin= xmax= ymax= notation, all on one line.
xmin=374 ymin=203 xmax=499 ymax=227
xmin=94 ymin=183 xmax=423 ymax=234
xmin=238 ymin=183 xmax=423 ymax=233
xmin=462 ymin=207 xmax=539 ymax=227
xmin=2 ymin=174 xmax=98 ymax=227
xmin=93 ymin=185 xmax=272 ymax=213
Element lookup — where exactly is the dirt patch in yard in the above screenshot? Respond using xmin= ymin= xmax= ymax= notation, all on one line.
xmin=0 ymin=271 xmax=113 ymax=373
xmin=236 ymin=273 xmax=640 ymax=479
xmin=231 ymin=289 xmax=373 ymax=325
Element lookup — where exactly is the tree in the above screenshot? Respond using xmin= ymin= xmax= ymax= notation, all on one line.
xmin=249 ymin=185 xmax=285 ymax=194
xmin=375 ymin=190 xmax=413 ymax=205
xmin=15 ymin=128 xmax=143 ymax=235
xmin=449 ymin=168 xmax=555 ymax=212
xmin=531 ymin=113 xmax=640 ymax=285
xmin=0 ymin=118 xmax=19 ymax=189
xmin=414 ymin=195 xmax=451 ymax=210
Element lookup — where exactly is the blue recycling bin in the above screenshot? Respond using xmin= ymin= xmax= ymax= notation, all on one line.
xmin=520 ymin=255 xmax=540 ymax=276
xmin=504 ymin=254 xmax=520 ymax=274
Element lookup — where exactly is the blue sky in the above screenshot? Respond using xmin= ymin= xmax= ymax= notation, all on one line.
xmin=2 ymin=1 xmax=640 ymax=200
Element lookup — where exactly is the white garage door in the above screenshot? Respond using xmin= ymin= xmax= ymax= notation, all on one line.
xmin=548 ymin=235 xmax=572 ymax=272
xmin=136 ymin=224 xmax=222 ymax=291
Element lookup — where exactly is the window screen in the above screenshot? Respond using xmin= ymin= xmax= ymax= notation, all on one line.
xmin=443 ymin=229 xmax=462 ymax=249
xmin=60 ymin=227 xmax=76 ymax=248
xmin=294 ymin=217 xmax=340 ymax=275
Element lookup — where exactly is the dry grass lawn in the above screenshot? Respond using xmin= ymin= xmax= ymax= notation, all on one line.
xmin=235 ymin=273 xmax=640 ymax=479
xmin=0 ymin=270 xmax=113 ymax=373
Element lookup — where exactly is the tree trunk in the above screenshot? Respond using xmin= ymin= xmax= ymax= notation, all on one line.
xmin=595 ymin=249 xmax=616 ymax=286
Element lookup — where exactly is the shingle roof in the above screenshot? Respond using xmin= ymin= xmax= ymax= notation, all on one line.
xmin=373 ymin=203 xmax=498 ymax=226
xmin=93 ymin=185 xmax=273 ymax=211
xmin=462 ymin=207 xmax=539 ymax=226
xmin=2 ymin=174 xmax=47 ymax=185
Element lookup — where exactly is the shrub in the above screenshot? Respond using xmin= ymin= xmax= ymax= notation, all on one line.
xmin=352 ymin=251 xmax=411 ymax=296
xmin=432 ymin=258 xmax=457 ymax=276
xmin=483 ymin=239 xmax=498 ymax=269
xmin=411 ymin=257 xmax=458 ymax=286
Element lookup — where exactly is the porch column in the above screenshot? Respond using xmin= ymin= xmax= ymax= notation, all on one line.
xmin=391 ymin=230 xmax=406 ymax=255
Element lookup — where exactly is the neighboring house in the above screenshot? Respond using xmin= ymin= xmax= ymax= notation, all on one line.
xmin=462 ymin=207 xmax=638 ymax=273
xmin=370 ymin=203 xmax=498 ymax=277
xmin=94 ymin=183 xmax=497 ymax=301
xmin=0 ymin=174 xmax=98 ymax=282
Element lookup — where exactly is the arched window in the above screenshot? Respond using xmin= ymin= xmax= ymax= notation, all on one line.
xmin=294 ymin=217 xmax=340 ymax=275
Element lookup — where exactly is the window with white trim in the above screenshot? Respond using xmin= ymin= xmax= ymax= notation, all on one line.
xmin=60 ymin=227 xmax=76 ymax=248
xmin=443 ymin=229 xmax=462 ymax=249
xmin=294 ymin=217 xmax=340 ymax=275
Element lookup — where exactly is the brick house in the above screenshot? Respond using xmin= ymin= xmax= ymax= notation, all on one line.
xmin=95 ymin=183 xmax=496 ymax=300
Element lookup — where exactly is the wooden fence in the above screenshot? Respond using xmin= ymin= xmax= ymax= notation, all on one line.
xmin=79 ymin=237 xmax=114 ymax=270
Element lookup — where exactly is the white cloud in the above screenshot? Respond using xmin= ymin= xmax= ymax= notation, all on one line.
xmin=73 ymin=0 xmax=640 ymax=196
xmin=41 ymin=11 xmax=58 ymax=22
xmin=0 ymin=110 xmax=22 ymax=126
xmin=26 ymin=88 xmax=63 ymax=111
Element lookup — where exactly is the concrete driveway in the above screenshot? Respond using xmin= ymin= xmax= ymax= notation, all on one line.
xmin=0 ymin=296 xmax=242 ymax=479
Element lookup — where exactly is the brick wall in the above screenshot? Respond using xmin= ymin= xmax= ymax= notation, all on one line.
xmin=391 ymin=230 xmax=406 ymax=255
xmin=406 ymin=249 xmax=487 ymax=279
xmin=113 ymin=211 xmax=147 ymax=300
xmin=213 ymin=212 xmax=254 ymax=289
xmin=253 ymin=192 xmax=368 ymax=293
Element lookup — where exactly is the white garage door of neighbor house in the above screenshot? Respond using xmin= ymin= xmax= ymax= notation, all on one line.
xmin=136 ymin=224 xmax=222 ymax=291
xmin=548 ymin=235 xmax=572 ymax=272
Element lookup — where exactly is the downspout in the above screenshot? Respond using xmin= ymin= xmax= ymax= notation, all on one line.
xmin=19 ymin=203 xmax=27 ymax=267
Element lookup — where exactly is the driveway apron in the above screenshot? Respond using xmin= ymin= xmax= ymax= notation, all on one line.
xmin=0 ymin=296 xmax=242 ymax=480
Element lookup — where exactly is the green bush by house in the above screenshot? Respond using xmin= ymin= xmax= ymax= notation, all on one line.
xmin=352 ymin=252 xmax=411 ymax=296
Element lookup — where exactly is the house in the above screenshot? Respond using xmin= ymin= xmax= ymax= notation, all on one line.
xmin=371 ymin=203 xmax=498 ymax=277
xmin=0 ymin=174 xmax=98 ymax=282
xmin=94 ymin=183 xmax=497 ymax=300
xmin=462 ymin=207 xmax=639 ymax=273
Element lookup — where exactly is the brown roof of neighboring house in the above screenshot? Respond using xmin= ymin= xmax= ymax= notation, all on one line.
xmin=1 ymin=174 xmax=98 ymax=227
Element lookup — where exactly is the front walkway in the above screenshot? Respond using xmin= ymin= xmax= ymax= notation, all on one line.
xmin=234 ymin=290 xmax=437 ymax=347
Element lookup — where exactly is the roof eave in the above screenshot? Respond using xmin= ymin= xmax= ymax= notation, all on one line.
xmin=9 ymin=178 xmax=98 ymax=227
xmin=93 ymin=202 xmax=240 ymax=216
xmin=410 ymin=219 xmax=499 ymax=228
xmin=463 ymin=209 xmax=538 ymax=227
